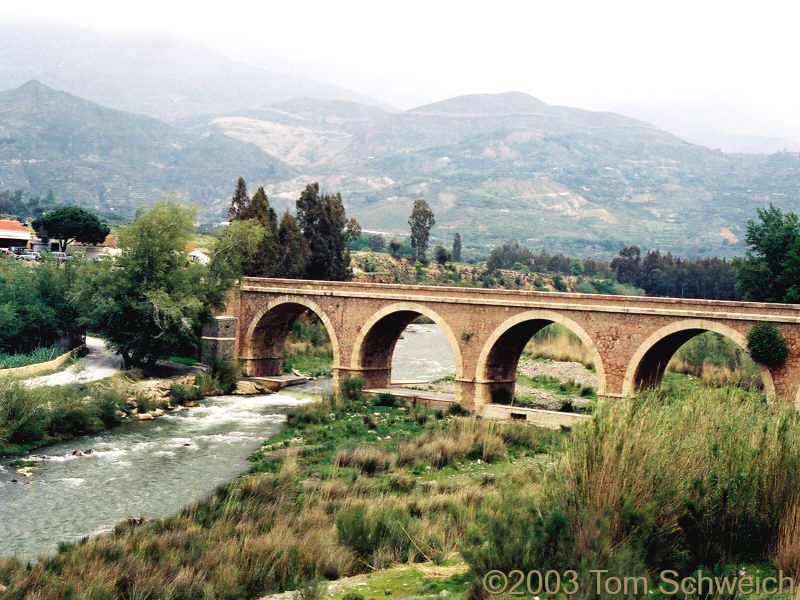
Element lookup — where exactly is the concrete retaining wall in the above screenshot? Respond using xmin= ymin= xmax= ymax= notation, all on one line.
xmin=0 ymin=344 xmax=86 ymax=379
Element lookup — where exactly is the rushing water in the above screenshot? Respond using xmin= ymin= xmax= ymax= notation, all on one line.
xmin=0 ymin=394 xmax=309 ymax=562
xmin=0 ymin=324 xmax=455 ymax=562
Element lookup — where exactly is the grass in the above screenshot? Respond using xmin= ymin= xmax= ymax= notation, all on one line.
xmin=462 ymin=386 xmax=800 ymax=598
xmin=167 ymin=355 xmax=199 ymax=366
xmin=0 ymin=387 xmax=564 ymax=599
xmin=2 ymin=375 xmax=795 ymax=600
xmin=283 ymin=314 xmax=334 ymax=378
xmin=0 ymin=378 xmax=134 ymax=455
xmin=0 ymin=346 xmax=62 ymax=370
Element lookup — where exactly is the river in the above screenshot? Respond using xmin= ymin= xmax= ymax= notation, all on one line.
xmin=0 ymin=325 xmax=456 ymax=562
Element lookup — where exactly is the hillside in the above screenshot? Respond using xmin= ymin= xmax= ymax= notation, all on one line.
xmin=0 ymin=81 xmax=294 ymax=219
xmin=2 ymin=80 xmax=800 ymax=257
xmin=198 ymin=93 xmax=800 ymax=257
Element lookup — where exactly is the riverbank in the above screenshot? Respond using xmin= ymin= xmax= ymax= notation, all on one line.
xmin=1 ymin=382 xmax=795 ymax=600
xmin=0 ymin=356 xmax=239 ymax=458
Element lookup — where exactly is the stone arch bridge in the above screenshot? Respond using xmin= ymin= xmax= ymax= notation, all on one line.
xmin=202 ymin=278 xmax=800 ymax=409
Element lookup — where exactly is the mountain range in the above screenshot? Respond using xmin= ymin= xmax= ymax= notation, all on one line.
xmin=1 ymin=23 xmax=799 ymax=258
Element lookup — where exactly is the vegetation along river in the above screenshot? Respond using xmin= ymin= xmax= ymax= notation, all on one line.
xmin=0 ymin=325 xmax=457 ymax=563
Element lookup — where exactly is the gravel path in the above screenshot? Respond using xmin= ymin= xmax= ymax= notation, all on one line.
xmin=25 ymin=336 xmax=123 ymax=388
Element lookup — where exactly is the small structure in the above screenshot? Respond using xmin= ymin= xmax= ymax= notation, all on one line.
xmin=0 ymin=219 xmax=30 ymax=249
xmin=189 ymin=249 xmax=209 ymax=265
xmin=70 ymin=236 xmax=119 ymax=258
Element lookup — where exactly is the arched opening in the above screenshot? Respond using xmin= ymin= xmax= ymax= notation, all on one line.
xmin=622 ymin=320 xmax=775 ymax=397
xmin=476 ymin=311 xmax=606 ymax=411
xmin=244 ymin=298 xmax=338 ymax=378
xmin=352 ymin=304 xmax=461 ymax=391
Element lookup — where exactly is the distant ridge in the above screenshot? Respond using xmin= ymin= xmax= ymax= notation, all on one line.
xmin=0 ymin=80 xmax=293 ymax=218
xmin=0 ymin=22 xmax=389 ymax=121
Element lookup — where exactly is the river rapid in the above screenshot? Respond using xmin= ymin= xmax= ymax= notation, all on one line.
xmin=0 ymin=324 xmax=456 ymax=563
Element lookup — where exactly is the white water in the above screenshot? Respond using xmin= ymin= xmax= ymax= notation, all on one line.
xmin=0 ymin=325 xmax=456 ymax=563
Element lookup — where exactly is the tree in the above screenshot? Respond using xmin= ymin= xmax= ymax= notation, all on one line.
xmin=434 ymin=245 xmax=451 ymax=265
xmin=408 ymin=199 xmax=435 ymax=261
xmin=229 ymin=183 xmax=279 ymax=277
xmin=208 ymin=219 xmax=267 ymax=291
xmin=611 ymin=246 xmax=641 ymax=285
xmin=570 ymin=259 xmax=584 ymax=276
xmin=77 ymin=199 xmax=222 ymax=368
xmin=296 ymin=182 xmax=361 ymax=281
xmin=388 ymin=237 xmax=403 ymax=257
xmin=275 ymin=210 xmax=309 ymax=278
xmin=734 ymin=204 xmax=800 ymax=302
xmin=452 ymin=232 xmax=462 ymax=263
xmin=367 ymin=234 xmax=385 ymax=252
xmin=32 ymin=206 xmax=110 ymax=252
xmin=228 ymin=176 xmax=249 ymax=220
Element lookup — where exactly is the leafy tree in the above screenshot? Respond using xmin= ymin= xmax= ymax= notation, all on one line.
xmin=0 ymin=256 xmax=81 ymax=353
xmin=367 ymin=234 xmax=385 ymax=252
xmin=611 ymin=246 xmax=641 ymax=285
xmin=434 ymin=245 xmax=451 ymax=265
xmin=296 ymin=182 xmax=361 ymax=281
xmin=77 ymin=199 xmax=222 ymax=368
xmin=734 ymin=204 xmax=800 ymax=302
xmin=32 ymin=206 xmax=110 ymax=252
xmin=452 ymin=232 xmax=462 ymax=262
xmin=388 ymin=237 xmax=403 ymax=257
xmin=408 ymin=199 xmax=435 ymax=261
xmin=486 ymin=241 xmax=534 ymax=271
xmin=229 ymin=183 xmax=279 ymax=277
xmin=570 ymin=259 xmax=584 ymax=276
xmin=208 ymin=219 xmax=267 ymax=290
xmin=275 ymin=210 xmax=309 ymax=278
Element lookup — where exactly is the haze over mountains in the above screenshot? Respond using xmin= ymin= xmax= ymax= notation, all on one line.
xmin=1 ymin=23 xmax=799 ymax=258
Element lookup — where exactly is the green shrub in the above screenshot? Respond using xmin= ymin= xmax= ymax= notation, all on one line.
xmin=336 ymin=509 xmax=375 ymax=556
xmin=373 ymin=393 xmax=397 ymax=407
xmin=210 ymin=356 xmax=240 ymax=393
xmin=747 ymin=321 xmax=789 ymax=367
xmin=339 ymin=375 xmax=365 ymax=401
xmin=96 ymin=390 xmax=129 ymax=427
xmin=552 ymin=274 xmax=568 ymax=292
xmin=170 ymin=383 xmax=202 ymax=404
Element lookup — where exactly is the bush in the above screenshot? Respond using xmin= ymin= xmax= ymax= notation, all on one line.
xmin=336 ymin=509 xmax=375 ymax=557
xmin=170 ymin=383 xmax=202 ymax=404
xmin=209 ymin=356 xmax=240 ymax=393
xmin=339 ymin=375 xmax=365 ymax=401
xmin=747 ymin=321 xmax=789 ymax=367
xmin=373 ymin=393 xmax=397 ymax=407
xmin=552 ymin=274 xmax=568 ymax=292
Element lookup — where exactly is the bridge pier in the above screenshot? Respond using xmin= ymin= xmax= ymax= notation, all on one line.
xmin=201 ymin=316 xmax=238 ymax=365
xmin=241 ymin=357 xmax=284 ymax=377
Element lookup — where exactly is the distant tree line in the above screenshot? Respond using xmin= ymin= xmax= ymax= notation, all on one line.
xmin=611 ymin=246 xmax=738 ymax=300
xmin=485 ymin=240 xmax=739 ymax=300
xmin=0 ymin=189 xmax=56 ymax=220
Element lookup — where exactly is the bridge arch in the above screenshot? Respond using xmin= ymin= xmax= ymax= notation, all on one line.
xmin=242 ymin=295 xmax=340 ymax=377
xmin=351 ymin=302 xmax=463 ymax=388
xmin=621 ymin=319 xmax=776 ymax=397
xmin=475 ymin=310 xmax=606 ymax=407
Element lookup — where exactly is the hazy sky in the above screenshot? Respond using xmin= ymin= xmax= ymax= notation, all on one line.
xmin=4 ymin=0 xmax=800 ymax=139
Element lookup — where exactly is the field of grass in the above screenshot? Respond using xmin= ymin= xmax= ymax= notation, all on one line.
xmin=0 ymin=386 xmax=564 ymax=599
xmin=3 ymin=376 xmax=799 ymax=600
xmin=0 ymin=346 xmax=62 ymax=370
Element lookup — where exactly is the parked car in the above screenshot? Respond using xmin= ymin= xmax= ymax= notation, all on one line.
xmin=48 ymin=251 xmax=73 ymax=263
xmin=17 ymin=251 xmax=40 ymax=261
